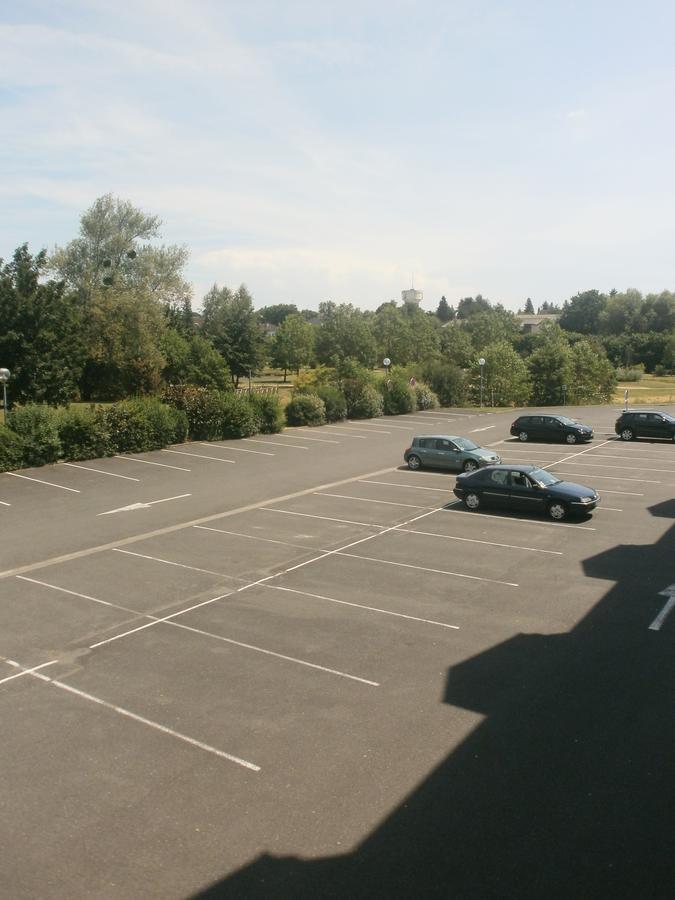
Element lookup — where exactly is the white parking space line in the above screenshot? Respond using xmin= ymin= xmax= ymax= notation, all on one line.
xmin=5 ymin=659 xmax=260 ymax=770
xmin=553 ymin=471 xmax=660 ymax=484
xmin=470 ymin=425 xmax=496 ymax=433
xmin=63 ymin=463 xmax=140 ymax=482
xmin=445 ymin=509 xmax=595 ymax=530
xmin=5 ymin=472 xmax=80 ymax=492
xmin=315 ymin=492 xmax=433 ymax=510
xmin=262 ymin=508 xmax=387 ymax=529
xmin=336 ymin=551 xmax=518 ymax=587
xmin=287 ymin=433 xmax=340 ymax=443
xmin=0 ymin=658 xmax=59 ymax=686
xmin=17 ymin=575 xmax=143 ymax=615
xmin=393 ymin=527 xmax=563 ymax=554
xmin=595 ymin=507 xmax=622 ymax=512
xmin=556 ymin=461 xmax=675 ymax=474
xmin=194 ymin=524 xmax=325 ymax=552
xmin=593 ymin=488 xmax=643 ymax=496
xmin=359 ymin=479 xmax=449 ymax=493
xmin=115 ymin=455 xmax=191 ymax=472
xmin=348 ymin=421 xmax=411 ymax=431
xmin=0 ymin=500 xmax=10 ymax=506
xmin=260 ymin=584 xmax=459 ymax=629
xmin=650 ymin=596 xmax=675 ymax=631
xmin=570 ymin=453 xmax=673 ymax=464
xmin=113 ymin=548 xmax=244 ymax=581
xmin=242 ymin=438 xmax=308 ymax=450
xmin=200 ymin=442 xmax=275 ymax=456
xmin=337 ymin=425 xmax=391 ymax=435
xmin=161 ymin=449 xmax=235 ymax=464
xmin=320 ymin=427 xmax=367 ymax=438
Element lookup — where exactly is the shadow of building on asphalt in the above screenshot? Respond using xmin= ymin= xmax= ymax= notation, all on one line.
xmin=194 ymin=505 xmax=675 ymax=899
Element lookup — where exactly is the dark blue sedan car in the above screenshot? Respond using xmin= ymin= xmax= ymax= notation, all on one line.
xmin=453 ymin=464 xmax=600 ymax=521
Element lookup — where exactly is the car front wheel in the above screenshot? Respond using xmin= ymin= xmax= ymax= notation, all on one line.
xmin=565 ymin=433 xmax=577 ymax=444
xmin=548 ymin=501 xmax=568 ymax=521
xmin=518 ymin=431 xmax=529 ymax=442
xmin=620 ymin=428 xmax=634 ymax=441
xmin=463 ymin=459 xmax=479 ymax=473
xmin=407 ymin=454 xmax=421 ymax=470
xmin=464 ymin=492 xmax=481 ymax=510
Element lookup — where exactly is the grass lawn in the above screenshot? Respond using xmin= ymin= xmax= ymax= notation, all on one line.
xmin=613 ymin=374 xmax=675 ymax=406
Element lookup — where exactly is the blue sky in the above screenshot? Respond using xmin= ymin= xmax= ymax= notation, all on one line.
xmin=1 ymin=0 xmax=674 ymax=312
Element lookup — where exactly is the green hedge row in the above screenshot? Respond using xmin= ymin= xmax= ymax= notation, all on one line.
xmin=0 ymin=388 xmax=287 ymax=473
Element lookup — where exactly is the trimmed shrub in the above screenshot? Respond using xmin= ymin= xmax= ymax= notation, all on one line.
xmin=103 ymin=399 xmax=187 ymax=453
xmin=316 ymin=386 xmax=347 ymax=422
xmin=248 ymin=392 xmax=285 ymax=434
xmin=285 ymin=393 xmax=326 ymax=426
xmin=348 ymin=385 xmax=384 ymax=419
xmin=415 ymin=384 xmax=440 ymax=410
xmin=218 ymin=392 xmax=259 ymax=439
xmin=163 ymin=384 xmax=234 ymax=440
xmin=7 ymin=405 xmax=61 ymax=466
xmin=0 ymin=425 xmax=26 ymax=472
xmin=379 ymin=374 xmax=417 ymax=415
xmin=57 ymin=406 xmax=113 ymax=461
xmin=421 ymin=361 xmax=467 ymax=407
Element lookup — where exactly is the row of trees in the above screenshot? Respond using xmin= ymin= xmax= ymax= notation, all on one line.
xmin=1 ymin=194 xmax=673 ymax=410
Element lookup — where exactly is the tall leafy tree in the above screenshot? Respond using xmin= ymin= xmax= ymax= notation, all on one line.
xmin=258 ymin=304 xmax=299 ymax=326
xmin=559 ymin=290 xmax=607 ymax=334
xmin=570 ymin=340 xmax=616 ymax=403
xmin=456 ymin=294 xmax=491 ymax=318
xmin=526 ymin=325 xmax=575 ymax=405
xmin=464 ymin=307 xmax=520 ymax=350
xmin=270 ymin=313 xmax=315 ymax=380
xmin=439 ymin=324 xmax=474 ymax=368
xmin=201 ymin=284 xmax=267 ymax=386
xmin=373 ymin=302 xmax=412 ymax=364
xmin=49 ymin=194 xmax=190 ymax=306
xmin=436 ymin=296 xmax=454 ymax=323
xmin=405 ymin=305 xmax=441 ymax=363
xmin=522 ymin=298 xmax=535 ymax=314
xmin=314 ymin=302 xmax=377 ymax=367
xmin=476 ymin=340 xmax=532 ymax=406
xmin=0 ymin=245 xmax=85 ymax=405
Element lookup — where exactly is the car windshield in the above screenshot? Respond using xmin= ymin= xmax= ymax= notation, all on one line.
xmin=530 ymin=468 xmax=561 ymax=487
xmin=556 ymin=416 xmax=578 ymax=426
xmin=453 ymin=438 xmax=479 ymax=451
xmin=663 ymin=413 xmax=675 ymax=424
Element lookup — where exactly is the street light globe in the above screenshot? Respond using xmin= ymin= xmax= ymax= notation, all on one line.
xmin=478 ymin=358 xmax=486 ymax=366
xmin=0 ymin=368 xmax=10 ymax=383
xmin=383 ymin=358 xmax=391 ymax=367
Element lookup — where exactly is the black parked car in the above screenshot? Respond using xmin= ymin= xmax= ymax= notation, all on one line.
xmin=614 ymin=410 xmax=675 ymax=442
xmin=453 ymin=464 xmax=600 ymax=521
xmin=510 ymin=414 xmax=593 ymax=444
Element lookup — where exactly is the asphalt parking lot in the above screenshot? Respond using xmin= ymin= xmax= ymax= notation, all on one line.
xmin=2 ymin=404 xmax=675 ymax=899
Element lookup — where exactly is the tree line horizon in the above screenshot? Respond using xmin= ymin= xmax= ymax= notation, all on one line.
xmin=1 ymin=194 xmax=673 ymax=409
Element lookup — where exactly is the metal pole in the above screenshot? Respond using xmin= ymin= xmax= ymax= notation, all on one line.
xmin=2 ymin=384 xmax=6 ymax=424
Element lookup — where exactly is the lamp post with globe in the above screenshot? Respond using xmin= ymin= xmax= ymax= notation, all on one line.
xmin=478 ymin=358 xmax=486 ymax=408
xmin=0 ymin=368 xmax=10 ymax=424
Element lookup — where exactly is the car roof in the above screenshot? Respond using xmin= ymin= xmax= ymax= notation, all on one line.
xmin=621 ymin=409 xmax=667 ymax=415
xmin=414 ymin=434 xmax=464 ymax=441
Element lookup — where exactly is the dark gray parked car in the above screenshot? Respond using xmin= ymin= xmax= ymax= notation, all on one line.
xmin=404 ymin=435 xmax=501 ymax=473
xmin=615 ymin=410 xmax=675 ymax=442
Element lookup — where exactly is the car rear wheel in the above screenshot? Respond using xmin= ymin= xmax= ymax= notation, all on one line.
xmin=565 ymin=433 xmax=577 ymax=444
xmin=407 ymin=454 xmax=421 ymax=470
xmin=464 ymin=492 xmax=481 ymax=510
xmin=548 ymin=501 xmax=568 ymax=521
xmin=620 ymin=428 xmax=634 ymax=441
xmin=518 ymin=431 xmax=529 ymax=442
xmin=463 ymin=459 xmax=479 ymax=473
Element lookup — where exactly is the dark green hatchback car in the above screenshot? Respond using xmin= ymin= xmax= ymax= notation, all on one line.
xmin=404 ymin=435 xmax=501 ymax=472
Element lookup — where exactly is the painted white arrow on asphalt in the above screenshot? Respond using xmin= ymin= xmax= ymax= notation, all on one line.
xmin=97 ymin=494 xmax=191 ymax=517
xmin=649 ymin=583 xmax=675 ymax=631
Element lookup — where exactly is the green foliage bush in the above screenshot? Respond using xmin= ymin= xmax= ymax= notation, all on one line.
xmin=103 ymin=399 xmax=187 ymax=453
xmin=162 ymin=384 xmax=233 ymax=440
xmin=316 ymin=386 xmax=347 ymax=422
xmin=57 ymin=406 xmax=112 ymax=461
xmin=248 ymin=392 xmax=285 ymax=434
xmin=218 ymin=392 xmax=259 ymax=439
xmin=7 ymin=404 xmax=61 ymax=466
xmin=414 ymin=383 xmax=440 ymax=410
xmin=0 ymin=424 xmax=26 ymax=472
xmin=285 ymin=392 xmax=327 ymax=426
xmin=421 ymin=361 xmax=467 ymax=407
xmin=348 ymin=385 xmax=384 ymax=419
xmin=379 ymin=373 xmax=417 ymax=415
xmin=615 ymin=366 xmax=644 ymax=382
